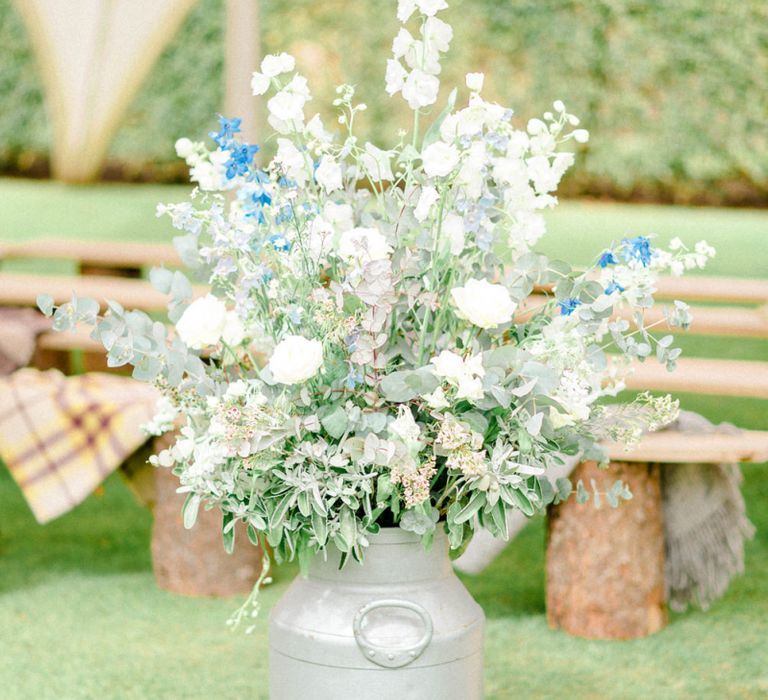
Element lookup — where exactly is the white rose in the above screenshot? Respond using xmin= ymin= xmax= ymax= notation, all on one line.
xmin=260 ymin=52 xmax=295 ymax=77
xmin=451 ymin=278 xmax=517 ymax=329
xmin=401 ymin=69 xmax=439 ymax=109
xmin=338 ymin=227 xmax=392 ymax=262
xmin=174 ymin=137 xmax=195 ymax=160
xmin=250 ymin=71 xmax=270 ymax=96
xmin=422 ymin=141 xmax=459 ymax=178
xmin=414 ymin=186 xmax=440 ymax=222
xmin=222 ymin=311 xmax=246 ymax=346
xmin=465 ymin=72 xmax=485 ymax=92
xmin=268 ymin=335 xmax=323 ymax=385
xmin=361 ymin=143 xmax=395 ymax=182
xmin=176 ymin=295 xmax=228 ymax=349
xmin=315 ymin=156 xmax=343 ymax=193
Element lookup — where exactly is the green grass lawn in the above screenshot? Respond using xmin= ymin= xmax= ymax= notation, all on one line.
xmin=0 ymin=179 xmax=766 ymax=699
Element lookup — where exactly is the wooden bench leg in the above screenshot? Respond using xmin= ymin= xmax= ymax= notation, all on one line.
xmin=150 ymin=436 xmax=264 ymax=597
xmin=546 ymin=460 xmax=667 ymax=639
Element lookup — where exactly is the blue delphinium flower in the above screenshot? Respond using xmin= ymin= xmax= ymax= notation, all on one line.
xmin=598 ymin=250 xmax=618 ymax=268
xmin=622 ymin=236 xmax=652 ymax=267
xmin=209 ymin=115 xmax=241 ymax=147
xmin=344 ymin=367 xmax=364 ymax=390
xmin=558 ymin=297 xmax=582 ymax=316
xmin=604 ymin=280 xmax=625 ymax=295
xmin=269 ymin=233 xmax=291 ymax=251
xmin=225 ymin=143 xmax=260 ymax=179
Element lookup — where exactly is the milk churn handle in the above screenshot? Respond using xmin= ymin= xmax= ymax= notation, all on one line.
xmin=353 ymin=598 xmax=434 ymax=669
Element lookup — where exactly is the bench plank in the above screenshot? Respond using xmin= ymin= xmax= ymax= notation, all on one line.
xmin=0 ymin=272 xmax=206 ymax=312
xmin=0 ymin=239 xmax=180 ymax=269
xmin=621 ymin=357 xmax=768 ymax=399
xmin=653 ymin=275 xmax=768 ymax=305
xmin=605 ymin=429 xmax=768 ymax=464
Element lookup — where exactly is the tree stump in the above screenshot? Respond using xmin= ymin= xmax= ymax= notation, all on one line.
xmin=151 ymin=459 xmax=264 ymax=597
xmin=546 ymin=460 xmax=667 ymax=639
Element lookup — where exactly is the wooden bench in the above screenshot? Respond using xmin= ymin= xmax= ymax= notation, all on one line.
xmin=545 ymin=275 xmax=768 ymax=640
xmin=0 ymin=239 xmax=205 ymax=372
xmin=0 ymin=238 xmax=260 ymax=596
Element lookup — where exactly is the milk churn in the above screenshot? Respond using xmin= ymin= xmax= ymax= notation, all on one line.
xmin=269 ymin=528 xmax=485 ymax=699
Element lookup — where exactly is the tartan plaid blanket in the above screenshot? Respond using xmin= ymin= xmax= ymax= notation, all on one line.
xmin=0 ymin=368 xmax=159 ymax=523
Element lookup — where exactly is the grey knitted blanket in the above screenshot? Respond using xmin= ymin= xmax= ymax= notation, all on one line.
xmin=663 ymin=411 xmax=755 ymax=611
xmin=455 ymin=410 xmax=755 ymax=612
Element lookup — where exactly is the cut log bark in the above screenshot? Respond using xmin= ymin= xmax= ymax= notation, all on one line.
xmin=151 ymin=447 xmax=263 ymax=597
xmin=546 ymin=460 xmax=667 ymax=639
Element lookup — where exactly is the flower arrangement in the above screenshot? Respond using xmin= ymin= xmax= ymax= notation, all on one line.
xmin=39 ymin=0 xmax=713 ymax=626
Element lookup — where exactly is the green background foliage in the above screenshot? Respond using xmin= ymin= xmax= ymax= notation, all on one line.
xmin=1 ymin=0 xmax=767 ymax=203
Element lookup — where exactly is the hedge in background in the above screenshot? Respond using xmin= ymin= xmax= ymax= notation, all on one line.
xmin=1 ymin=0 xmax=767 ymax=204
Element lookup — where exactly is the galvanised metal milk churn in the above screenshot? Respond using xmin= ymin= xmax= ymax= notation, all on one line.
xmin=269 ymin=528 xmax=485 ymax=699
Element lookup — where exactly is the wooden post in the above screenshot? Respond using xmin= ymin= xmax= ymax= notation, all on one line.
xmin=224 ymin=0 xmax=261 ymax=142
xmin=546 ymin=460 xmax=667 ymax=639
xmin=150 ymin=435 xmax=264 ymax=597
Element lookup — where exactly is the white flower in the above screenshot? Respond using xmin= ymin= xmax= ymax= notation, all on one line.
xmin=423 ymin=386 xmax=449 ymax=408
xmin=338 ymin=227 xmax=392 ymax=262
xmin=430 ymin=351 xmax=486 ymax=401
xmin=267 ymin=76 xmax=311 ymax=134
xmin=323 ymin=201 xmax=354 ymax=232
xmin=417 ymin=0 xmax=448 ymax=16
xmin=268 ymin=90 xmax=305 ymax=125
xmin=308 ymin=216 xmax=334 ymax=258
xmin=397 ymin=0 xmax=418 ymax=22
xmin=422 ymin=141 xmax=459 ymax=178
xmin=260 ymin=52 xmax=295 ymax=77
xmin=224 ymin=380 xmax=248 ymax=399
xmin=401 ymin=69 xmax=439 ymax=109
xmin=222 ymin=311 xmax=246 ymax=346
xmin=572 ymin=129 xmax=589 ymax=144
xmin=176 ymin=295 xmax=228 ymax=349
xmin=456 ymin=375 xmax=484 ymax=400
xmin=390 ymin=406 xmax=421 ymax=444
xmin=414 ymin=186 xmax=440 ymax=222
xmin=430 ymin=350 xmax=466 ymax=382
xmin=526 ymin=153 xmax=574 ymax=194
xmin=274 ymin=138 xmax=308 ymax=184
xmin=174 ymin=137 xmax=195 ymax=160
xmin=423 ymin=17 xmax=453 ymax=53
xmin=465 ymin=72 xmax=485 ymax=92
xmin=268 ymin=335 xmax=323 ymax=385
xmin=361 ymin=143 xmax=395 ymax=181
xmin=385 ymin=59 xmax=407 ymax=96
xmin=451 ymin=278 xmax=517 ymax=329
xmin=250 ymin=71 xmax=271 ymax=96
xmin=315 ymin=156 xmax=343 ymax=193
xmin=392 ymin=28 xmax=414 ymax=58
xmin=305 ymin=113 xmax=332 ymax=142
xmin=669 ymin=237 xmax=684 ymax=250
xmin=442 ymin=213 xmax=465 ymax=255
